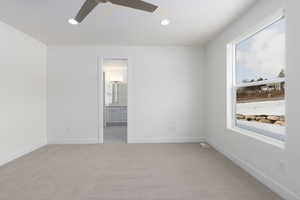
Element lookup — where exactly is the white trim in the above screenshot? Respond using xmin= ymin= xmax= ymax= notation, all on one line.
xmin=227 ymin=44 xmax=236 ymax=130
xmin=0 ymin=143 xmax=46 ymax=167
xmin=231 ymin=9 xmax=285 ymax=45
xmin=48 ymin=139 xmax=99 ymax=144
xmin=128 ymin=137 xmax=205 ymax=144
xmin=226 ymin=10 xmax=286 ymax=145
xmin=228 ymin=127 xmax=285 ymax=149
xmin=98 ymin=57 xmax=104 ymax=144
xmin=226 ymin=44 xmax=235 ymax=129
xmin=208 ymin=140 xmax=300 ymax=200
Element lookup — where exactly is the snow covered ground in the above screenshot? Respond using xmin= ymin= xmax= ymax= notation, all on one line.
xmin=236 ymin=100 xmax=285 ymax=116
xmin=236 ymin=100 xmax=286 ymax=141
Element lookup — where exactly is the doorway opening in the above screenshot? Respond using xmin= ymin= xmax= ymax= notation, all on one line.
xmin=102 ymin=58 xmax=128 ymax=144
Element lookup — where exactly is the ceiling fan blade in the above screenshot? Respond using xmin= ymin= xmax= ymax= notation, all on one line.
xmin=108 ymin=0 xmax=158 ymax=13
xmin=75 ymin=0 xmax=99 ymax=23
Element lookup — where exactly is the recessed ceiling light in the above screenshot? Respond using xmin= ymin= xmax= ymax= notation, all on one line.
xmin=161 ymin=19 xmax=170 ymax=26
xmin=68 ymin=18 xmax=79 ymax=25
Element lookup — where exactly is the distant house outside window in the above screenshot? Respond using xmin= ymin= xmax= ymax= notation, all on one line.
xmin=227 ymin=12 xmax=286 ymax=144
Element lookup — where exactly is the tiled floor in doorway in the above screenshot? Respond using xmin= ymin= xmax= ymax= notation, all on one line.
xmin=104 ymin=126 xmax=127 ymax=144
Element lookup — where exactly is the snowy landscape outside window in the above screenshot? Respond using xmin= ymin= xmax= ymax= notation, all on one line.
xmin=230 ymin=15 xmax=286 ymax=142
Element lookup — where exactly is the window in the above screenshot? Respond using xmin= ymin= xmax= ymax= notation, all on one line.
xmin=227 ymin=13 xmax=286 ymax=142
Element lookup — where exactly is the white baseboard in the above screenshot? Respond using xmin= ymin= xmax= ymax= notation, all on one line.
xmin=49 ymin=137 xmax=204 ymax=144
xmin=208 ymin=140 xmax=300 ymax=200
xmin=48 ymin=138 xmax=99 ymax=144
xmin=128 ymin=137 xmax=205 ymax=144
xmin=0 ymin=143 xmax=46 ymax=167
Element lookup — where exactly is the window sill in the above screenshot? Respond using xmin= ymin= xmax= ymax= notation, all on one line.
xmin=228 ymin=126 xmax=285 ymax=150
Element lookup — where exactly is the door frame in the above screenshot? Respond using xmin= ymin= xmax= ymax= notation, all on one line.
xmin=98 ymin=57 xmax=129 ymax=144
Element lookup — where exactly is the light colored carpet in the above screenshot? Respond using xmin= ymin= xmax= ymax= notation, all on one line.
xmin=0 ymin=144 xmax=282 ymax=200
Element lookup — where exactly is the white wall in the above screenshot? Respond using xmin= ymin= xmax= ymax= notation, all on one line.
xmin=205 ymin=0 xmax=300 ymax=199
xmin=47 ymin=46 xmax=204 ymax=144
xmin=1 ymin=0 xmax=300 ymax=198
xmin=286 ymin=0 xmax=300 ymax=197
xmin=0 ymin=21 xmax=47 ymax=166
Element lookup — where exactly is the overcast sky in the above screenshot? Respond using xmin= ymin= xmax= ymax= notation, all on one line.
xmin=236 ymin=18 xmax=286 ymax=84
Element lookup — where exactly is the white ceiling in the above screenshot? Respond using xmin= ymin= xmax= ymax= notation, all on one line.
xmin=0 ymin=0 xmax=257 ymax=46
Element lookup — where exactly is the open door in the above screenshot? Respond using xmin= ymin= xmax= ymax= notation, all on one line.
xmin=102 ymin=58 xmax=128 ymax=144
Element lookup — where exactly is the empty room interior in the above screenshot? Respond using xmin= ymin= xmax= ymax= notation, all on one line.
xmin=1 ymin=0 xmax=300 ymax=199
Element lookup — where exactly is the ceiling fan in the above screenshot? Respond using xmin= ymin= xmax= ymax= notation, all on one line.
xmin=71 ymin=0 xmax=158 ymax=24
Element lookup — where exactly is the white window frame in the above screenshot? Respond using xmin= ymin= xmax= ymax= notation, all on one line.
xmin=227 ymin=10 xmax=286 ymax=148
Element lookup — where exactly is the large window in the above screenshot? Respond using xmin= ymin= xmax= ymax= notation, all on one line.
xmin=228 ymin=14 xmax=286 ymax=142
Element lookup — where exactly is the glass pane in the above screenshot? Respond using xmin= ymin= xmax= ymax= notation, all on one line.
xmin=235 ymin=18 xmax=286 ymax=84
xmin=235 ymin=82 xmax=285 ymax=141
